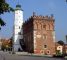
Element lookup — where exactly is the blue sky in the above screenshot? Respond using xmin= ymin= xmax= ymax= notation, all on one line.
xmin=0 ymin=0 xmax=67 ymax=42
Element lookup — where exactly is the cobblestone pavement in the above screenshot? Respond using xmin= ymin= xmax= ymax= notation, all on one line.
xmin=0 ymin=51 xmax=66 ymax=60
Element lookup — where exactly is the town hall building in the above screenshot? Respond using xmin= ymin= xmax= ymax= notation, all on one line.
xmin=23 ymin=12 xmax=55 ymax=55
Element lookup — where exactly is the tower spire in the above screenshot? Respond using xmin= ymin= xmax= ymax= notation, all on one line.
xmin=13 ymin=0 xmax=23 ymax=52
xmin=15 ymin=0 xmax=22 ymax=10
xmin=17 ymin=0 xmax=19 ymax=5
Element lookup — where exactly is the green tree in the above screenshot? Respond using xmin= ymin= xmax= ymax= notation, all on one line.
xmin=57 ymin=40 xmax=64 ymax=45
xmin=66 ymin=0 xmax=67 ymax=2
xmin=0 ymin=0 xmax=14 ymax=29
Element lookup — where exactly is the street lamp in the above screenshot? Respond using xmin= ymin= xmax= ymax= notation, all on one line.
xmin=65 ymin=35 xmax=67 ymax=44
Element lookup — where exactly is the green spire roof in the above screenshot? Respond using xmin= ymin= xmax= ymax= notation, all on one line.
xmin=15 ymin=4 xmax=23 ymax=10
xmin=16 ymin=4 xmax=21 ymax=8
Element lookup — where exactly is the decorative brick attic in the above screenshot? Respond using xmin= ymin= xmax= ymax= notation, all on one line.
xmin=23 ymin=12 xmax=55 ymax=55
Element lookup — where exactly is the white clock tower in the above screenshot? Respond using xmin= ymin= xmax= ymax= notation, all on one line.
xmin=13 ymin=4 xmax=23 ymax=51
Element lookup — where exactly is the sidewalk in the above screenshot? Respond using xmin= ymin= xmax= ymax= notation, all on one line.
xmin=65 ymin=56 xmax=67 ymax=58
xmin=15 ymin=52 xmax=52 ymax=57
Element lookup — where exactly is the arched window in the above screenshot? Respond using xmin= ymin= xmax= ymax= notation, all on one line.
xmin=48 ymin=24 xmax=50 ymax=30
xmin=38 ymin=23 xmax=42 ymax=30
xmin=43 ymin=24 xmax=46 ymax=30
xmin=43 ymin=34 xmax=47 ymax=40
xmin=34 ymin=23 xmax=38 ymax=29
xmin=18 ymin=32 xmax=21 ymax=35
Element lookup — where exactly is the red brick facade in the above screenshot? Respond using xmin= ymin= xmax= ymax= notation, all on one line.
xmin=23 ymin=13 xmax=55 ymax=55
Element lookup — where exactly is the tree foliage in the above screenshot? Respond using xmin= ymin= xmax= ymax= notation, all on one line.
xmin=1 ymin=39 xmax=12 ymax=51
xmin=57 ymin=40 xmax=64 ymax=45
xmin=0 ymin=0 xmax=14 ymax=29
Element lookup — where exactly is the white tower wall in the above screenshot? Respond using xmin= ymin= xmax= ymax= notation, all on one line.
xmin=13 ymin=5 xmax=23 ymax=51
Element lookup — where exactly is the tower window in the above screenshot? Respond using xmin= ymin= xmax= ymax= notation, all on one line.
xmin=18 ymin=32 xmax=21 ymax=35
xmin=19 ymin=27 xmax=20 ymax=29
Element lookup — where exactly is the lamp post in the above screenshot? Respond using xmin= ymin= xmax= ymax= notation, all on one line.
xmin=66 ymin=35 xmax=67 ymax=44
xmin=12 ymin=25 xmax=15 ymax=54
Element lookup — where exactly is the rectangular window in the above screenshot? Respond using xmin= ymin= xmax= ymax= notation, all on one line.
xmin=44 ymin=45 xmax=47 ymax=48
xmin=19 ymin=27 xmax=20 ymax=29
xmin=18 ymin=32 xmax=21 ymax=35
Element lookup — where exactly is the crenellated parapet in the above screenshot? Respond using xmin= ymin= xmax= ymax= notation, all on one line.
xmin=24 ymin=12 xmax=55 ymax=25
xmin=23 ymin=12 xmax=55 ymax=31
xmin=32 ymin=12 xmax=54 ymax=21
